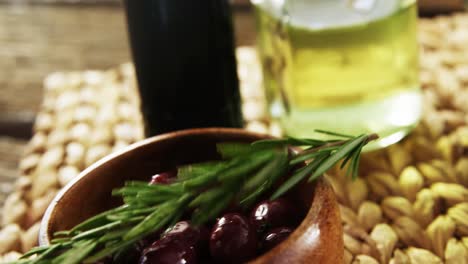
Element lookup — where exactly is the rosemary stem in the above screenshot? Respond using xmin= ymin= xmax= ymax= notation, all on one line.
xmin=301 ymin=140 xmax=347 ymax=154
xmin=302 ymin=133 xmax=379 ymax=155
xmin=366 ymin=133 xmax=380 ymax=142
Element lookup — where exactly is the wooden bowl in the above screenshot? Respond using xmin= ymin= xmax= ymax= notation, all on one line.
xmin=40 ymin=128 xmax=343 ymax=263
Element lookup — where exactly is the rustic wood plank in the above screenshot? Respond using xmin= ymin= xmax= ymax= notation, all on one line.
xmin=0 ymin=4 xmax=255 ymax=121
xmin=0 ymin=5 xmax=130 ymax=115
xmin=0 ymin=0 xmax=250 ymax=7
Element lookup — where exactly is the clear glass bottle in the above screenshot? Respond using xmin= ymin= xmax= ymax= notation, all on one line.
xmin=253 ymin=0 xmax=422 ymax=150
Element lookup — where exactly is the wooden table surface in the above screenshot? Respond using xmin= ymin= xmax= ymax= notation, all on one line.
xmin=0 ymin=2 xmax=256 ymax=133
xmin=0 ymin=2 xmax=255 ymax=200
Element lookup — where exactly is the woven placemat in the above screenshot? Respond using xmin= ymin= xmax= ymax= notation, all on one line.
xmin=1 ymin=14 xmax=468 ymax=263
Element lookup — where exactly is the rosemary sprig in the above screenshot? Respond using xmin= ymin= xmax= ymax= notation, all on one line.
xmin=11 ymin=130 xmax=378 ymax=264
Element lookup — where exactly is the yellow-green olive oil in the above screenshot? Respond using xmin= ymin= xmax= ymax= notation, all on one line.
xmin=255 ymin=1 xmax=422 ymax=149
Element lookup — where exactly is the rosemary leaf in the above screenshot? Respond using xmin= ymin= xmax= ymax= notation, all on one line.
xmin=50 ymin=237 xmax=70 ymax=244
xmin=239 ymin=149 xmax=289 ymax=206
xmin=124 ymin=194 xmax=191 ymax=241
xmin=83 ymin=238 xmax=138 ymax=264
xmin=52 ymin=240 xmax=97 ymax=264
xmin=189 ymin=187 xmax=225 ymax=208
xmin=131 ymin=194 xmax=177 ymax=206
xmin=28 ymin=244 xmax=62 ymax=263
xmin=67 ymin=206 xmax=126 ymax=235
xmin=271 ymin=153 xmax=329 ymax=200
xmin=113 ymin=182 xmax=183 ymax=196
xmin=216 ymin=143 xmax=254 ymax=158
xmin=168 ymin=207 xmax=185 ymax=227
xmin=181 ymin=163 xmax=227 ymax=189
xmin=348 ymin=139 xmax=366 ymax=179
xmin=98 ymin=228 xmax=131 ymax=243
xmin=191 ymin=191 xmax=235 ymax=226
xmin=123 ymin=206 xmax=173 ymax=241
xmin=307 ymin=154 xmax=332 ymax=182
xmin=217 ymin=150 xmax=273 ymax=181
xmin=21 ymin=246 xmax=50 ymax=259
xmin=314 ymin=129 xmax=354 ymax=139
xmin=340 ymin=149 xmax=355 ymax=169
xmin=177 ymin=161 xmax=226 ymax=180
xmin=252 ymin=137 xmax=325 ymax=148
xmin=308 ymin=135 xmax=367 ymax=180
xmin=242 ymin=150 xmax=287 ymax=192
xmin=289 ymin=147 xmax=335 ymax=165
xmin=71 ymin=221 xmax=122 ymax=241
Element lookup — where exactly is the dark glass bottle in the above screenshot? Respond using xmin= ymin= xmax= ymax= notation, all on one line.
xmin=123 ymin=0 xmax=244 ymax=136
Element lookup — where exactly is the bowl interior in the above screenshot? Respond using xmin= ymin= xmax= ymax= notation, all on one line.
xmin=42 ymin=128 xmax=282 ymax=242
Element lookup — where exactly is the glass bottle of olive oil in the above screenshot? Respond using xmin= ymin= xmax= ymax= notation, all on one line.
xmin=254 ymin=0 xmax=422 ymax=150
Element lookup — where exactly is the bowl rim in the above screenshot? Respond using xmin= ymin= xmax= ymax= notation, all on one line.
xmin=39 ymin=127 xmax=273 ymax=245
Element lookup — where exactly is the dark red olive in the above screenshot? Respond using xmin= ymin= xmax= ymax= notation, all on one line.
xmin=163 ymin=221 xmax=200 ymax=247
xmin=140 ymin=228 xmax=166 ymax=249
xmin=139 ymin=237 xmax=197 ymax=264
xmin=149 ymin=170 xmax=176 ymax=185
xmin=261 ymin=227 xmax=293 ymax=252
xmin=160 ymin=220 xmax=213 ymax=258
xmin=250 ymin=198 xmax=299 ymax=233
xmin=210 ymin=213 xmax=257 ymax=263
xmin=197 ymin=225 xmax=211 ymax=258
